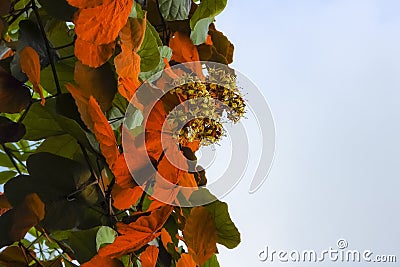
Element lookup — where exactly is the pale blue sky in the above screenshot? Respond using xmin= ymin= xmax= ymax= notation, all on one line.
xmin=214 ymin=0 xmax=400 ymax=266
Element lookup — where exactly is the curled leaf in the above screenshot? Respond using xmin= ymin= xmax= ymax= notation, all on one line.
xmin=87 ymin=96 xmax=119 ymax=168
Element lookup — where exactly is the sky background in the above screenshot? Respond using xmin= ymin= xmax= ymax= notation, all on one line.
xmin=211 ymin=0 xmax=400 ymax=266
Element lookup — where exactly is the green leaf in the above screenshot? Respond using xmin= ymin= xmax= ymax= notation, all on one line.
xmin=129 ymin=2 xmax=145 ymax=19
xmin=0 ymin=152 xmax=15 ymax=168
xmin=204 ymin=200 xmax=240 ymax=249
xmin=38 ymin=0 xmax=78 ymax=21
xmin=138 ymin=22 xmax=161 ymax=72
xmin=35 ymin=134 xmax=80 ymax=160
xmin=189 ymin=188 xmax=240 ymax=249
xmin=190 ymin=17 xmax=214 ymax=45
xmin=45 ymin=18 xmax=75 ymax=58
xmin=40 ymin=58 xmax=75 ymax=95
xmin=96 ymin=226 xmax=117 ymax=251
xmin=51 ymin=227 xmax=100 ymax=263
xmin=0 ymin=170 xmax=17 ymax=184
xmin=189 ymin=0 xmax=226 ymax=44
xmin=139 ymin=46 xmax=172 ymax=81
xmin=23 ymin=101 xmax=65 ymax=140
xmin=201 ymin=254 xmax=220 ymax=267
xmin=158 ymin=0 xmax=191 ymax=21
xmin=190 ymin=0 xmax=227 ymax=29
xmin=24 ymin=98 xmax=92 ymax=151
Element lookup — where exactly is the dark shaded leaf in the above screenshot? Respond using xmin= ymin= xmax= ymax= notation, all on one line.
xmin=0 ymin=68 xmax=31 ymax=113
xmin=0 ymin=116 xmax=26 ymax=143
xmin=38 ymin=0 xmax=78 ymax=21
xmin=0 ymin=245 xmax=29 ymax=267
xmin=74 ymin=61 xmax=117 ymax=111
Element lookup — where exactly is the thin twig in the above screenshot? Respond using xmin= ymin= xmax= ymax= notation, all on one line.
xmin=2 ymin=144 xmax=22 ymax=175
xmin=19 ymin=242 xmax=45 ymax=267
xmin=30 ymin=0 xmax=62 ymax=95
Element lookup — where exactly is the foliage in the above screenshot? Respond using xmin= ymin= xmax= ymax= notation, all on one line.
xmin=0 ymin=0 xmax=239 ymax=266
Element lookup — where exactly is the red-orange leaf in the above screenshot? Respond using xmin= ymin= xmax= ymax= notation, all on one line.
xmin=67 ymin=0 xmax=112 ymax=8
xmin=183 ymin=206 xmax=217 ymax=265
xmin=160 ymin=228 xmax=172 ymax=250
xmin=170 ymin=32 xmax=200 ymax=63
xmin=19 ymin=46 xmax=45 ymax=105
xmin=140 ymin=245 xmax=158 ymax=267
xmin=74 ymin=0 xmax=133 ymax=45
xmin=112 ymin=184 xmax=143 ymax=210
xmin=176 ymin=253 xmax=196 ymax=267
xmin=169 ymin=32 xmax=203 ymax=78
xmin=81 ymin=254 xmax=123 ymax=267
xmin=65 ymin=83 xmax=92 ymax=129
xmin=99 ymin=205 xmax=173 ymax=259
xmin=88 ymin=96 xmax=119 ymax=167
xmin=74 ymin=38 xmax=115 ymax=68
xmin=115 ymin=48 xmax=141 ymax=79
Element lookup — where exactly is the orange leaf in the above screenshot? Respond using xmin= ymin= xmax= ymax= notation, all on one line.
xmin=176 ymin=253 xmax=196 ymax=267
xmin=112 ymin=154 xmax=135 ymax=188
xmin=170 ymin=32 xmax=200 ymax=63
xmin=114 ymin=46 xmax=141 ymax=102
xmin=119 ymin=17 xmax=146 ymax=52
xmin=99 ymin=205 xmax=173 ymax=258
xmin=81 ymin=254 xmax=123 ymax=267
xmin=160 ymin=228 xmax=173 ymax=250
xmin=112 ymin=185 xmax=143 ymax=210
xmin=183 ymin=206 xmax=217 ymax=265
xmin=169 ymin=32 xmax=203 ymax=77
xmin=67 ymin=0 xmax=112 ymax=8
xmin=205 ymin=34 xmax=213 ymax=46
xmin=140 ymin=245 xmax=158 ymax=267
xmin=114 ymin=48 xmax=141 ymax=79
xmin=65 ymin=83 xmax=92 ymax=129
xmin=74 ymin=38 xmax=115 ymax=68
xmin=19 ymin=46 xmax=45 ymax=105
xmin=87 ymin=96 xmax=119 ymax=168
xmin=74 ymin=0 xmax=133 ymax=45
